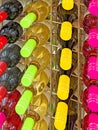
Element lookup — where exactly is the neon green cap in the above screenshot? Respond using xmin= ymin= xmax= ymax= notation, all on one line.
xmin=20 ymin=12 xmax=37 ymax=28
xmin=21 ymin=65 xmax=38 ymax=87
xmin=21 ymin=117 xmax=35 ymax=130
xmin=15 ymin=90 xmax=33 ymax=115
xmin=20 ymin=39 xmax=37 ymax=58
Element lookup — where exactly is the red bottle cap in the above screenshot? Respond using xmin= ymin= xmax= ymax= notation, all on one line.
xmin=0 ymin=61 xmax=7 ymax=76
xmin=0 ymin=86 xmax=7 ymax=102
xmin=0 ymin=11 xmax=8 ymax=22
xmin=0 ymin=36 xmax=8 ymax=50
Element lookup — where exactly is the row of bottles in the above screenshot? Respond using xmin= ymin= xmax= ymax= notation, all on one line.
xmin=82 ymin=0 xmax=98 ymax=129
xmin=52 ymin=0 xmax=78 ymax=130
xmin=0 ymin=0 xmax=51 ymax=129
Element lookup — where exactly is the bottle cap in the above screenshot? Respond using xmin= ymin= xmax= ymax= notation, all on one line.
xmin=88 ymin=0 xmax=98 ymax=15
xmin=20 ymin=13 xmax=37 ymax=28
xmin=88 ymin=85 xmax=98 ymax=112
xmin=88 ymin=28 xmax=98 ymax=48
xmin=0 ymin=61 xmax=7 ymax=76
xmin=0 ymin=11 xmax=8 ymax=22
xmin=0 ymin=112 xmax=6 ymax=128
xmin=57 ymin=75 xmax=70 ymax=100
xmin=60 ymin=48 xmax=72 ymax=70
xmin=54 ymin=102 xmax=68 ymax=130
xmin=21 ymin=65 xmax=38 ymax=87
xmin=62 ymin=0 xmax=74 ymax=10
xmin=60 ymin=21 xmax=72 ymax=41
xmin=15 ymin=90 xmax=33 ymax=115
xmin=0 ymin=36 xmax=8 ymax=50
xmin=20 ymin=39 xmax=37 ymax=58
xmin=88 ymin=113 xmax=98 ymax=130
xmin=87 ymin=56 xmax=98 ymax=79
xmin=0 ymin=86 xmax=7 ymax=101
xmin=21 ymin=117 xmax=35 ymax=130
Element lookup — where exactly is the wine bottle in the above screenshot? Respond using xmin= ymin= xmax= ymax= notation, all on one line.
xmin=82 ymin=113 xmax=98 ymax=130
xmin=83 ymin=13 xmax=98 ymax=34
xmin=82 ymin=85 xmax=98 ymax=113
xmin=20 ymin=0 xmax=50 ymax=28
xmin=0 ymin=0 xmax=23 ymax=22
xmin=82 ymin=56 xmax=98 ymax=86
xmin=21 ymin=94 xmax=48 ymax=130
xmin=0 ymin=66 xmax=23 ymax=91
xmin=83 ymin=0 xmax=98 ymax=15
xmin=20 ymin=22 xmax=50 ymax=58
xmin=57 ymin=3 xmax=78 ymax=22
xmin=21 ymin=46 xmax=50 ymax=87
xmin=0 ymin=22 xmax=23 ymax=49
xmin=0 ymin=44 xmax=21 ymax=76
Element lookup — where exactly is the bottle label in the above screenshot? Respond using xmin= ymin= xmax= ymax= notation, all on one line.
xmin=87 ymin=56 xmax=98 ymax=79
xmin=88 ymin=0 xmax=98 ymax=15
xmin=88 ymin=28 xmax=98 ymax=48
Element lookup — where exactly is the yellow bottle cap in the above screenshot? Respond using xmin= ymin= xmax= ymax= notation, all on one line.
xmin=60 ymin=48 xmax=72 ymax=70
xmin=57 ymin=75 xmax=70 ymax=100
xmin=62 ymin=0 xmax=74 ymax=10
xmin=60 ymin=22 xmax=72 ymax=41
xmin=54 ymin=102 xmax=68 ymax=130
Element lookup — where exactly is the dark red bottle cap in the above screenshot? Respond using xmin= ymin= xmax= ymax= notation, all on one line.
xmin=0 ymin=86 xmax=7 ymax=101
xmin=0 ymin=11 xmax=8 ymax=22
xmin=0 ymin=61 xmax=7 ymax=76
xmin=0 ymin=36 xmax=8 ymax=50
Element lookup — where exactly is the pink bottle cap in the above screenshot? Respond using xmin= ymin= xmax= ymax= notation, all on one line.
xmin=87 ymin=56 xmax=98 ymax=79
xmin=0 ymin=112 xmax=6 ymax=128
xmin=88 ymin=113 xmax=98 ymax=130
xmin=88 ymin=85 xmax=98 ymax=112
xmin=88 ymin=28 xmax=98 ymax=48
xmin=88 ymin=0 xmax=98 ymax=15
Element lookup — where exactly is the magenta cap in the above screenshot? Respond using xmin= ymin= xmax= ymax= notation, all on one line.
xmin=88 ymin=28 xmax=98 ymax=48
xmin=88 ymin=85 xmax=98 ymax=112
xmin=0 ymin=112 xmax=6 ymax=127
xmin=87 ymin=56 xmax=98 ymax=79
xmin=88 ymin=113 xmax=98 ymax=130
xmin=88 ymin=0 xmax=98 ymax=15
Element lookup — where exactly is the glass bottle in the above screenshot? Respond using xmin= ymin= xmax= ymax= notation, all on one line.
xmin=0 ymin=0 xmax=23 ymax=22
xmin=83 ymin=0 xmax=98 ymax=15
xmin=3 ymin=111 xmax=22 ymax=130
xmin=20 ymin=22 xmax=50 ymax=58
xmin=0 ymin=89 xmax=21 ymax=126
xmin=0 ymin=44 xmax=21 ymax=76
xmin=21 ymin=46 xmax=50 ymax=87
xmin=0 ymin=21 xmax=23 ymax=50
xmin=0 ymin=66 xmax=23 ymax=91
xmin=20 ymin=0 xmax=50 ymax=28
xmin=82 ymin=85 xmax=98 ymax=113
xmin=82 ymin=113 xmax=98 ymax=130
xmin=83 ymin=13 xmax=98 ymax=34
xmin=21 ymin=94 xmax=48 ymax=130
xmin=82 ymin=55 xmax=98 ymax=86
xmin=57 ymin=3 xmax=78 ymax=22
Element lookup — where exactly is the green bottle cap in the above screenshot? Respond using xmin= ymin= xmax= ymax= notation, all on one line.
xmin=20 ymin=12 xmax=37 ymax=28
xmin=21 ymin=117 xmax=35 ymax=130
xmin=20 ymin=39 xmax=37 ymax=58
xmin=15 ymin=90 xmax=33 ymax=115
xmin=21 ymin=65 xmax=38 ymax=87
